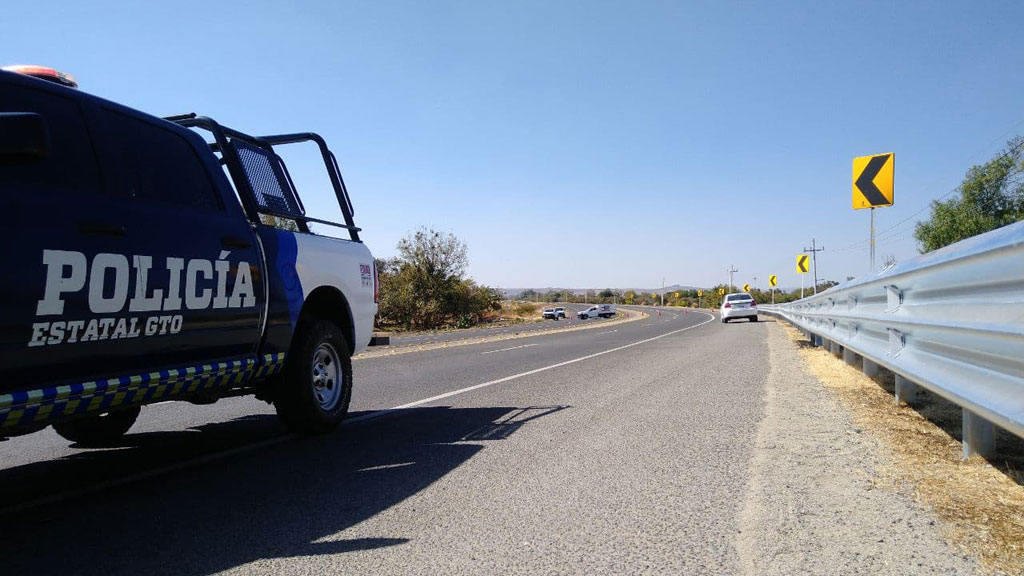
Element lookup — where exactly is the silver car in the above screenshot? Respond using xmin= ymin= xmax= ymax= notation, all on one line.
xmin=720 ymin=292 xmax=758 ymax=323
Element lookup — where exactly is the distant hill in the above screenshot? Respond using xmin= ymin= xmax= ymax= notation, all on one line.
xmin=500 ymin=285 xmax=700 ymax=299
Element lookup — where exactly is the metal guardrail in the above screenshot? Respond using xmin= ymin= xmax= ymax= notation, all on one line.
xmin=759 ymin=220 xmax=1024 ymax=458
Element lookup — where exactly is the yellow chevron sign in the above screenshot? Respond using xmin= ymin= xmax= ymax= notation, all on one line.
xmin=797 ymin=254 xmax=809 ymax=274
xmin=853 ymin=153 xmax=894 ymax=209
xmin=769 ymin=274 xmax=778 ymax=287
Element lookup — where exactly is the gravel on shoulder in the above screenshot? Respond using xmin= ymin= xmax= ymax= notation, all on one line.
xmin=736 ymin=322 xmax=981 ymax=576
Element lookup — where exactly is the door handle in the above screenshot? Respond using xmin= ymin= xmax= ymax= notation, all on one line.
xmin=79 ymin=222 xmax=126 ymax=237
xmin=221 ymin=236 xmax=252 ymax=249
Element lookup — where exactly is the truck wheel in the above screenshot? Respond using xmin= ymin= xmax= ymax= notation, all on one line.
xmin=52 ymin=406 xmax=141 ymax=446
xmin=751 ymin=316 xmax=758 ymax=322
xmin=276 ymin=320 xmax=352 ymax=434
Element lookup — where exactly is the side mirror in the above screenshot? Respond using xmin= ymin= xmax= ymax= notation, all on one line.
xmin=0 ymin=112 xmax=50 ymax=165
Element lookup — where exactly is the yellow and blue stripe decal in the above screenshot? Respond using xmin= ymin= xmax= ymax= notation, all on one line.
xmin=0 ymin=353 xmax=286 ymax=430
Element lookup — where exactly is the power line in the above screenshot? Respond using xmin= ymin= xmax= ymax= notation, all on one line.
xmin=833 ymin=234 xmax=916 ymax=253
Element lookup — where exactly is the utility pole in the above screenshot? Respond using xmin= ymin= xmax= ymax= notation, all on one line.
xmin=660 ymin=277 xmax=665 ymax=306
xmin=803 ymin=238 xmax=825 ymax=294
xmin=727 ymin=265 xmax=738 ymax=293
xmin=752 ymin=276 xmax=757 ymax=291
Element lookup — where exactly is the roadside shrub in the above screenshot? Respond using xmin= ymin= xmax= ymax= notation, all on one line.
xmin=375 ymin=228 xmax=501 ymax=330
xmin=514 ymin=301 xmax=536 ymax=316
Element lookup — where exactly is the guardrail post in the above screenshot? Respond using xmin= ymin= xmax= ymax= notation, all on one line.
xmin=830 ymin=341 xmax=842 ymax=358
xmin=962 ymin=409 xmax=995 ymax=459
xmin=894 ymin=374 xmax=918 ymax=405
xmin=811 ymin=334 xmax=821 ymax=347
xmin=862 ymin=358 xmax=879 ymax=378
xmin=843 ymin=347 xmax=858 ymax=366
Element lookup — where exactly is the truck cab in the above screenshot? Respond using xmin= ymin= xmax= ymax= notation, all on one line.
xmin=0 ymin=67 xmax=379 ymax=442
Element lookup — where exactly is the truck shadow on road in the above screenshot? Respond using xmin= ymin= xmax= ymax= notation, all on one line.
xmin=0 ymin=405 xmax=567 ymax=576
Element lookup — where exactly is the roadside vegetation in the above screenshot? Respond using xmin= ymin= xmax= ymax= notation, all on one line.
xmin=376 ymin=227 xmax=501 ymax=330
xmin=373 ymin=229 xmax=849 ymax=333
xmin=518 ymin=282 xmax=840 ymax=309
xmin=915 ymin=136 xmax=1024 ymax=252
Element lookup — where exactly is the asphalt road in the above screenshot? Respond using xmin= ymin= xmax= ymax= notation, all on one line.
xmin=0 ymin=306 xmax=974 ymax=574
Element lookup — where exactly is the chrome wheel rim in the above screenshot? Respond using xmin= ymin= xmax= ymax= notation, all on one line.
xmin=311 ymin=343 xmax=342 ymax=411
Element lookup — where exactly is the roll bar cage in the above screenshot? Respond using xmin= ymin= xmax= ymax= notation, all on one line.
xmin=165 ymin=112 xmax=360 ymax=242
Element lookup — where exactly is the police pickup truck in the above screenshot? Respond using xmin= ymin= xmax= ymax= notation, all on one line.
xmin=0 ymin=66 xmax=381 ymax=444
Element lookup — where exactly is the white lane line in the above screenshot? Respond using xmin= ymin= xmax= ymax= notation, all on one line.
xmin=346 ymin=312 xmax=717 ymax=424
xmin=480 ymin=343 xmax=537 ymax=355
xmin=595 ymin=330 xmax=618 ymax=335
xmin=642 ymin=323 xmax=652 ymax=327
xmin=663 ymin=319 xmax=671 ymax=323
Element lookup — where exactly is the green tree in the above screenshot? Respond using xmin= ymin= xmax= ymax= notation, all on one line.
xmin=376 ymin=228 xmax=500 ymax=330
xmin=518 ymin=289 xmax=538 ymax=301
xmin=915 ymin=137 xmax=1024 ymax=252
xmin=260 ymin=214 xmax=301 ymax=231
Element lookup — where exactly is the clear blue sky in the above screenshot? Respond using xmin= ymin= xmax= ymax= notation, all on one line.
xmin=7 ymin=1 xmax=1023 ymax=291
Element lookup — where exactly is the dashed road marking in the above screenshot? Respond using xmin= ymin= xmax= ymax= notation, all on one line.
xmin=480 ymin=344 xmax=538 ymax=355
xmin=348 ymin=312 xmax=717 ymax=423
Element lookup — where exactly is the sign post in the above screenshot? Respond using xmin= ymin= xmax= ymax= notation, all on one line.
xmin=853 ymin=153 xmax=895 ymax=272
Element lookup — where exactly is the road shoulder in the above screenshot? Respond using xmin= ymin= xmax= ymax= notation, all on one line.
xmin=736 ymin=321 xmax=981 ymax=576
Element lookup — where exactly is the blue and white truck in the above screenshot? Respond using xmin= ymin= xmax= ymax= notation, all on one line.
xmin=0 ymin=66 xmax=382 ymax=443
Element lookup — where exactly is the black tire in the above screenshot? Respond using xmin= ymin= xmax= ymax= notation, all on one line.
xmin=722 ymin=318 xmax=728 ymax=323
xmin=52 ymin=406 xmax=141 ymax=445
xmin=276 ymin=320 xmax=352 ymax=434
xmin=750 ymin=316 xmax=758 ymax=322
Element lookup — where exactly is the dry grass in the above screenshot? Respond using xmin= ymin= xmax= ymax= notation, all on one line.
xmin=779 ymin=322 xmax=1024 ymax=575
xmin=499 ymin=300 xmax=546 ymax=320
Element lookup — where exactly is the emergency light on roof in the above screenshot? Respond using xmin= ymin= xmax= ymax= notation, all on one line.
xmin=2 ymin=65 xmax=78 ymax=88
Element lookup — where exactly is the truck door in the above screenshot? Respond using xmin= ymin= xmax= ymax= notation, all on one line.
xmin=86 ymin=105 xmax=265 ymax=374
xmin=0 ymin=77 xmax=139 ymax=394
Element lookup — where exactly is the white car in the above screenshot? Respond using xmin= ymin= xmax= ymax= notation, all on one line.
xmin=720 ymin=292 xmax=757 ymax=323
xmin=542 ymin=307 xmax=566 ymax=320
xmin=579 ymin=304 xmax=615 ymax=319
